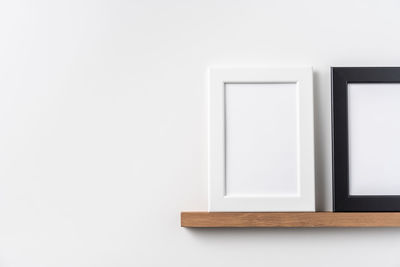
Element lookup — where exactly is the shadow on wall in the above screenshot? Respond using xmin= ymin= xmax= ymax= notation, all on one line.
xmin=313 ymin=69 xmax=331 ymax=211
xmin=183 ymin=226 xmax=400 ymax=241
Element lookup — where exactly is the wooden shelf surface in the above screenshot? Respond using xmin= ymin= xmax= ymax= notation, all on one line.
xmin=181 ymin=212 xmax=400 ymax=228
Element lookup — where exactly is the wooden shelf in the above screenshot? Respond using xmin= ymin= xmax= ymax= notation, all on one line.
xmin=181 ymin=212 xmax=400 ymax=228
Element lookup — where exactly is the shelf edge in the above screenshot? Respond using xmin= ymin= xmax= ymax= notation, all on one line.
xmin=181 ymin=211 xmax=400 ymax=228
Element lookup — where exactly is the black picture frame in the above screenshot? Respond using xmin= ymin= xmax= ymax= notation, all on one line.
xmin=332 ymin=67 xmax=400 ymax=212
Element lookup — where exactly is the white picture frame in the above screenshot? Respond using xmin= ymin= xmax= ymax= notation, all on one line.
xmin=208 ymin=67 xmax=315 ymax=212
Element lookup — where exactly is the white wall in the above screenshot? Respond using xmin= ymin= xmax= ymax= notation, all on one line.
xmin=1 ymin=0 xmax=400 ymax=266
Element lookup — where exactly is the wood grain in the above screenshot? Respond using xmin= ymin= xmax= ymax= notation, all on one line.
xmin=181 ymin=212 xmax=400 ymax=227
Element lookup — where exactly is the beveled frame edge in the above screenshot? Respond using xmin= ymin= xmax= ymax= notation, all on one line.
xmin=208 ymin=67 xmax=315 ymax=212
xmin=331 ymin=67 xmax=400 ymax=212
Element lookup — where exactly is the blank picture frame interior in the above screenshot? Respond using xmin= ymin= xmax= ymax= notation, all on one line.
xmin=208 ymin=67 xmax=315 ymax=212
xmin=348 ymin=83 xmax=400 ymax=196
xmin=332 ymin=67 xmax=400 ymax=211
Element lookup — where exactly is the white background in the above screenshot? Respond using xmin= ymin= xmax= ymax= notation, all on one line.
xmin=1 ymin=0 xmax=400 ymax=266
